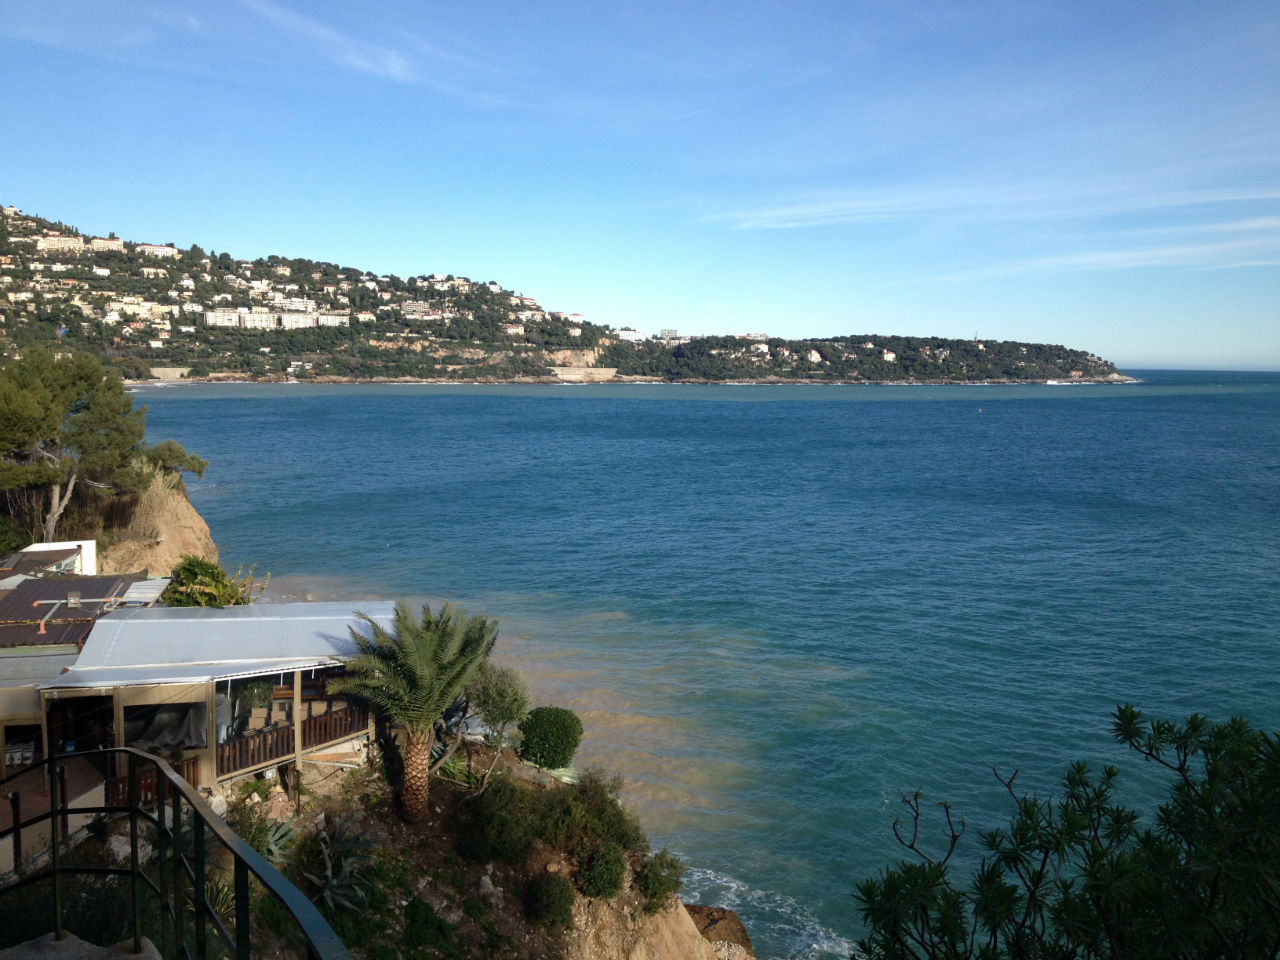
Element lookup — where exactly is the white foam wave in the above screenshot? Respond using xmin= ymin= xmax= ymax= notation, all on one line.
xmin=681 ymin=863 xmax=855 ymax=960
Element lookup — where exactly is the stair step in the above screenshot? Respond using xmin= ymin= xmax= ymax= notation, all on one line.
xmin=0 ymin=933 xmax=159 ymax=960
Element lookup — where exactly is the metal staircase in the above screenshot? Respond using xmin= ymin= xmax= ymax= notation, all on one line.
xmin=0 ymin=749 xmax=349 ymax=959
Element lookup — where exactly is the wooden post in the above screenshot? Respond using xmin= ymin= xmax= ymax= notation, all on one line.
xmin=8 ymin=791 xmax=20 ymax=876
xmin=293 ymin=670 xmax=303 ymax=768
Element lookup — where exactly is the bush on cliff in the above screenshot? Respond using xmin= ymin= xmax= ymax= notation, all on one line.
xmin=458 ymin=769 xmax=646 ymax=867
xmin=574 ymin=841 xmax=626 ymax=898
xmin=519 ymin=705 xmax=582 ymax=769
xmin=459 ymin=775 xmax=541 ymax=863
xmin=635 ymin=848 xmax=685 ymax=914
xmin=523 ymin=874 xmax=574 ymax=928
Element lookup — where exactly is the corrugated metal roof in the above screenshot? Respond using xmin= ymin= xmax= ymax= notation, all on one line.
xmin=0 ymin=547 xmax=81 ymax=575
xmin=41 ymin=600 xmax=397 ymax=690
xmin=0 ymin=576 xmax=130 ymax=624
xmin=0 ymin=649 xmax=80 ymax=686
xmin=119 ymin=578 xmax=171 ymax=605
xmin=0 ymin=620 xmax=94 ymax=651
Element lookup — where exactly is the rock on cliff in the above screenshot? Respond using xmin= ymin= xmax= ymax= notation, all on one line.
xmin=100 ymin=477 xmax=217 ymax=577
xmin=686 ymin=905 xmax=756 ymax=959
xmin=565 ymin=893 xmax=714 ymax=960
xmin=544 ymin=346 xmax=607 ymax=367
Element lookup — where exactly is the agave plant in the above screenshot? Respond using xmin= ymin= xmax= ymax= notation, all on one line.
xmin=302 ymin=813 xmax=375 ymax=914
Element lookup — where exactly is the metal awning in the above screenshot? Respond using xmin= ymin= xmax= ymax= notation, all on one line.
xmin=41 ymin=600 xmax=396 ymax=690
xmin=43 ymin=657 xmax=345 ymax=690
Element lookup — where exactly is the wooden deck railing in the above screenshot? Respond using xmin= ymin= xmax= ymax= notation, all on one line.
xmin=302 ymin=703 xmax=369 ymax=750
xmin=217 ymin=725 xmax=295 ymax=777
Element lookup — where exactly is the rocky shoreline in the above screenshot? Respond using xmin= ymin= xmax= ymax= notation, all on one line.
xmin=135 ymin=371 xmax=1138 ymax=387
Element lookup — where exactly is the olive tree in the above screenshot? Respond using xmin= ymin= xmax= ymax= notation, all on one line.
xmin=466 ymin=660 xmax=530 ymax=791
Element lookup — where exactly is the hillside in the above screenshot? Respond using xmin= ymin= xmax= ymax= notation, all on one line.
xmin=0 ymin=204 xmax=1129 ymax=383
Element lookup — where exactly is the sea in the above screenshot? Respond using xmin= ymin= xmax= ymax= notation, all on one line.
xmin=136 ymin=370 xmax=1280 ymax=959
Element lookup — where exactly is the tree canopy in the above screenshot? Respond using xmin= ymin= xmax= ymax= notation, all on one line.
xmin=0 ymin=349 xmax=205 ymax=542
xmin=0 ymin=349 xmax=146 ymax=540
xmin=853 ymin=705 xmax=1280 ymax=960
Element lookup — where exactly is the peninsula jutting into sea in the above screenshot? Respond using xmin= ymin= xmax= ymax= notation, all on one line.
xmin=0 ymin=203 xmax=1130 ymax=385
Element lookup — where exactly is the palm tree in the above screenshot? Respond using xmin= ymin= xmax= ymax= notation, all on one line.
xmin=331 ymin=600 xmax=497 ymax=822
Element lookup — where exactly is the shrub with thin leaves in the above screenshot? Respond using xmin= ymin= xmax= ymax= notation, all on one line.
xmin=635 ymin=848 xmax=684 ymax=913
xmin=524 ymin=874 xmax=575 ymax=928
xmin=575 ymin=841 xmax=625 ymax=898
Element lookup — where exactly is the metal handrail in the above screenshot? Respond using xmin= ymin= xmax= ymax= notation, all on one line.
xmin=0 ymin=748 xmax=351 ymax=960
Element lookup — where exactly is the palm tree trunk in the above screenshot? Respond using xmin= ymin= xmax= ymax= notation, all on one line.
xmin=401 ymin=731 xmax=433 ymax=822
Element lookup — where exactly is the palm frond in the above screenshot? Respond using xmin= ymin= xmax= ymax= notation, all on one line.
xmin=329 ymin=599 xmax=497 ymax=737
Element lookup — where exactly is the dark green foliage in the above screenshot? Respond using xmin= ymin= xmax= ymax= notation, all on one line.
xmin=523 ymin=874 xmax=575 ymax=929
xmin=458 ymin=775 xmax=542 ymax=863
xmin=161 ymin=555 xmax=266 ymax=607
xmin=0 ymin=514 xmax=27 ymax=554
xmin=635 ymin=848 xmax=684 ymax=913
xmin=459 ymin=768 xmax=646 ymax=873
xmin=546 ymin=768 xmax=646 ymax=854
xmin=0 ymin=349 xmax=148 ymax=540
xmin=143 ymin=438 xmax=208 ymax=477
xmin=854 ymin=705 xmax=1280 ymax=960
xmin=519 ymin=705 xmax=583 ymax=769
xmin=404 ymin=897 xmax=459 ymax=957
xmin=575 ymin=841 xmax=626 ymax=898
xmin=253 ymin=891 xmax=304 ymax=947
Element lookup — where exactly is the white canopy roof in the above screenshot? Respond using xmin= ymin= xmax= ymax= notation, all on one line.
xmin=41 ymin=601 xmax=397 ymax=690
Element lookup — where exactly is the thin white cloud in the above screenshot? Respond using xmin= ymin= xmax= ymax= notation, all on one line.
xmin=238 ymin=0 xmax=417 ymax=84
xmin=933 ymin=236 xmax=1280 ymax=281
xmin=713 ymin=184 xmax=1280 ymax=231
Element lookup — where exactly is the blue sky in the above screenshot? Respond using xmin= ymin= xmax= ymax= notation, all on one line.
xmin=2 ymin=1 xmax=1277 ymax=369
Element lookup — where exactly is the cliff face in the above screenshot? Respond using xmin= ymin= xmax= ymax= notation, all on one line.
xmin=100 ymin=478 xmax=217 ymax=577
xmin=564 ymin=889 xmax=755 ymax=960
xmin=565 ymin=896 xmax=712 ymax=960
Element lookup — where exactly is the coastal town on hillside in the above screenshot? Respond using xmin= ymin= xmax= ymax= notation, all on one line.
xmin=0 ymin=204 xmax=1128 ymax=383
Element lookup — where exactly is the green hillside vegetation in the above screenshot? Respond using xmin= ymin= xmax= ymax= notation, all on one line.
xmin=0 ymin=204 xmax=1126 ymax=383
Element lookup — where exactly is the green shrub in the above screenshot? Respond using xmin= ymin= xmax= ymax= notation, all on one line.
xmin=575 ymin=841 xmax=626 ymax=898
xmin=524 ymin=874 xmax=575 ymax=928
xmin=635 ymin=848 xmax=684 ymax=913
xmin=161 ymin=555 xmax=267 ymax=607
xmin=254 ymin=892 xmax=304 ymax=946
xmin=404 ymin=897 xmax=458 ymax=957
xmin=458 ymin=775 xmax=541 ymax=863
xmin=572 ymin=769 xmax=645 ymax=852
xmin=0 ymin=515 xmax=28 ymax=555
xmin=519 ymin=706 xmax=583 ymax=769
xmin=228 ymin=799 xmax=296 ymax=864
xmin=459 ymin=769 xmax=647 ymax=871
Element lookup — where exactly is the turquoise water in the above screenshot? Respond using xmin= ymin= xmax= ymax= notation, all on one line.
xmin=138 ymin=371 xmax=1280 ymax=959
